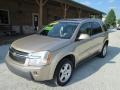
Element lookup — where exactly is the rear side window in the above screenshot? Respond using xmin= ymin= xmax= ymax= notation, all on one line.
xmin=91 ymin=22 xmax=103 ymax=36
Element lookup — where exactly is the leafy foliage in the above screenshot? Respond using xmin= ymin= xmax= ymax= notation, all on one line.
xmin=105 ymin=9 xmax=116 ymax=27
xmin=118 ymin=19 xmax=120 ymax=25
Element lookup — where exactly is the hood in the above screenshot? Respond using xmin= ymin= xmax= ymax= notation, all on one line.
xmin=11 ymin=34 xmax=71 ymax=53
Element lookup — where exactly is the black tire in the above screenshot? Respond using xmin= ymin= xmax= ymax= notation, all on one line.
xmin=99 ymin=43 xmax=108 ymax=58
xmin=54 ymin=59 xmax=74 ymax=86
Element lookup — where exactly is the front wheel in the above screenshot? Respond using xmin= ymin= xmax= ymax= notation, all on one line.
xmin=54 ymin=59 xmax=73 ymax=86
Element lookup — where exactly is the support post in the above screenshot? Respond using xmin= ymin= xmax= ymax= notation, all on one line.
xmin=78 ymin=8 xmax=81 ymax=18
xmin=39 ymin=0 xmax=43 ymax=29
xmin=64 ymin=4 xmax=67 ymax=18
xmin=63 ymin=4 xmax=69 ymax=19
xmin=35 ymin=0 xmax=48 ymax=30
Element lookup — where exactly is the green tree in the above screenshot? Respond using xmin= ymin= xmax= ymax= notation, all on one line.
xmin=118 ymin=19 xmax=120 ymax=25
xmin=105 ymin=9 xmax=116 ymax=28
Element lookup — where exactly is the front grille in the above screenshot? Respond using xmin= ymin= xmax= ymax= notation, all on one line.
xmin=9 ymin=47 xmax=28 ymax=64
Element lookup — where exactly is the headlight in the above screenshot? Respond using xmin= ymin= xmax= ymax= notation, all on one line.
xmin=25 ymin=51 xmax=51 ymax=66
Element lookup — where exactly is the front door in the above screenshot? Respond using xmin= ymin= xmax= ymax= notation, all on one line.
xmin=75 ymin=22 xmax=93 ymax=63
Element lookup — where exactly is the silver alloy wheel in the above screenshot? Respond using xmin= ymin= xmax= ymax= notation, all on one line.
xmin=59 ymin=63 xmax=72 ymax=83
xmin=103 ymin=45 xmax=107 ymax=56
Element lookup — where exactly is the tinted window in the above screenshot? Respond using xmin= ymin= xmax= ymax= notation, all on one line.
xmin=76 ymin=22 xmax=91 ymax=39
xmin=91 ymin=22 xmax=102 ymax=35
xmin=80 ymin=22 xmax=91 ymax=35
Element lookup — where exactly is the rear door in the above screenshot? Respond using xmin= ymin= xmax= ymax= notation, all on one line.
xmin=89 ymin=21 xmax=105 ymax=54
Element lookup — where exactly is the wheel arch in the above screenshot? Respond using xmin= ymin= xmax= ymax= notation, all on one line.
xmin=105 ymin=40 xmax=109 ymax=46
xmin=53 ymin=54 xmax=76 ymax=78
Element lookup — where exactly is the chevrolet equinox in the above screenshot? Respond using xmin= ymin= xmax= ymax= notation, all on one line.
xmin=5 ymin=19 xmax=109 ymax=86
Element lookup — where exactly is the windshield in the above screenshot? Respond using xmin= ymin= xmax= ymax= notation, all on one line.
xmin=39 ymin=22 xmax=79 ymax=39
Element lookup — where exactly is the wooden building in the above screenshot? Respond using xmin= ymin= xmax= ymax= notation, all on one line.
xmin=0 ymin=0 xmax=104 ymax=35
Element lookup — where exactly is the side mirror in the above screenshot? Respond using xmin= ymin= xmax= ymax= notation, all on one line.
xmin=78 ymin=34 xmax=90 ymax=40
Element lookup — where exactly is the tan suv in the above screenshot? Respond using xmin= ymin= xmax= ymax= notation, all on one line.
xmin=5 ymin=19 xmax=109 ymax=86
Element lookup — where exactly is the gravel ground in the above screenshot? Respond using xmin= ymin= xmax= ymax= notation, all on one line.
xmin=0 ymin=30 xmax=120 ymax=90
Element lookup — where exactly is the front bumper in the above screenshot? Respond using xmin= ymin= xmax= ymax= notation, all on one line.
xmin=5 ymin=54 xmax=51 ymax=81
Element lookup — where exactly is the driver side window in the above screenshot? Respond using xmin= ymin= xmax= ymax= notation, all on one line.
xmin=80 ymin=22 xmax=91 ymax=35
xmin=77 ymin=22 xmax=91 ymax=38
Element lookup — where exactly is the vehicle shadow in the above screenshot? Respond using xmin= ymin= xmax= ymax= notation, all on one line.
xmin=68 ymin=46 xmax=120 ymax=86
xmin=41 ymin=46 xmax=120 ymax=87
xmin=0 ymin=45 xmax=9 ymax=64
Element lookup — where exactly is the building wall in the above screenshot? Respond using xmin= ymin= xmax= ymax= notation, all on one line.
xmin=0 ymin=0 xmax=38 ymax=34
xmin=44 ymin=0 xmax=102 ymax=24
xmin=67 ymin=7 xmax=79 ymax=18
xmin=0 ymin=0 xmax=102 ymax=34
xmin=0 ymin=0 xmax=38 ymax=25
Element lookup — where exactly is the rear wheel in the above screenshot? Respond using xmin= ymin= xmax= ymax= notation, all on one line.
xmin=54 ymin=59 xmax=73 ymax=86
xmin=99 ymin=43 xmax=108 ymax=58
